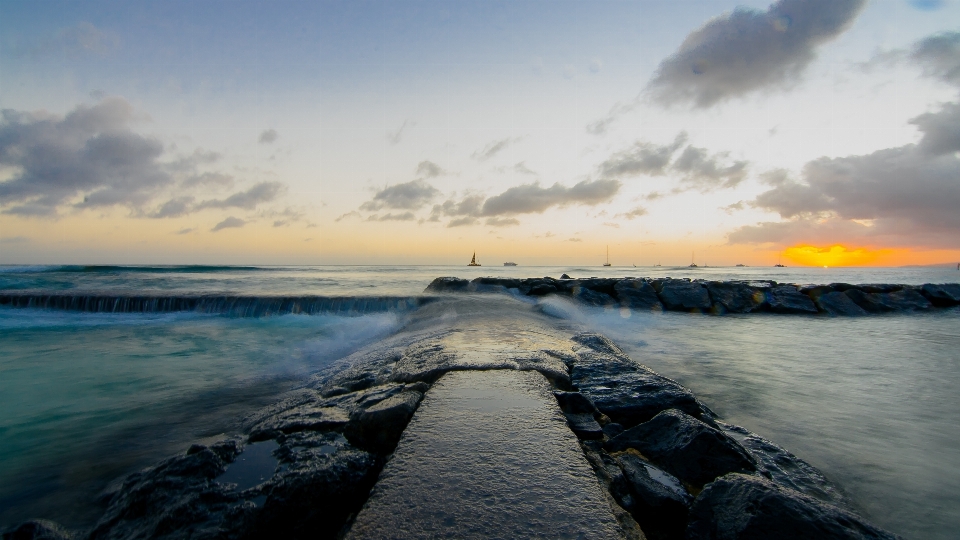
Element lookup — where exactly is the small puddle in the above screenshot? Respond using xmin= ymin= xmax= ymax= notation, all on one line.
xmin=216 ymin=440 xmax=279 ymax=491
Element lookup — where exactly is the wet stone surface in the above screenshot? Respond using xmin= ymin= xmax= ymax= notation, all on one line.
xmin=345 ymin=369 xmax=627 ymax=539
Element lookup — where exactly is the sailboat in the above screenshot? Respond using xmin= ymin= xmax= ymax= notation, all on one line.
xmin=689 ymin=251 xmax=698 ymax=268
xmin=603 ymin=246 xmax=612 ymax=267
xmin=774 ymin=252 xmax=786 ymax=268
xmin=468 ymin=252 xmax=481 ymax=266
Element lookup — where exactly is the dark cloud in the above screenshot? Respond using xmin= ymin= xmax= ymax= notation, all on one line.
xmin=211 ymin=216 xmax=246 ymax=232
xmin=472 ymin=138 xmax=519 ymax=161
xmin=181 ymin=172 xmax=234 ymax=189
xmin=258 ymin=129 xmax=278 ymax=144
xmin=416 ymin=160 xmax=446 ymax=178
xmin=149 ymin=196 xmax=196 ymax=218
xmin=197 ymin=182 xmax=284 ymax=211
xmin=672 ymin=146 xmax=748 ymax=190
xmin=910 ymin=102 xmax=960 ymax=155
xmin=597 ymin=133 xmax=747 ymax=192
xmin=598 ymin=133 xmax=687 ymax=178
xmin=646 ymin=0 xmax=866 ymax=108
xmin=447 ymin=217 xmax=477 ymax=227
xmin=367 ymin=212 xmax=416 ymax=222
xmin=429 ymin=194 xmax=485 ymax=220
xmin=335 ymin=211 xmax=361 ymax=222
xmin=174 ymin=228 xmax=195 ymax=235
xmin=480 ymin=179 xmax=620 ymax=216
xmin=911 ymin=31 xmax=960 ymax=86
xmin=360 ymin=179 xmax=439 ymax=211
xmin=485 ymin=217 xmax=519 ymax=227
xmin=730 ymin=146 xmax=960 ymax=248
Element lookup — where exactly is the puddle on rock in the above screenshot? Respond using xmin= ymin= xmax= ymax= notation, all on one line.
xmin=216 ymin=439 xmax=279 ymax=491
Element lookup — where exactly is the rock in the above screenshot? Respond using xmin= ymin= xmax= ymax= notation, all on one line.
xmin=615 ymin=279 xmax=663 ymax=312
xmin=845 ymin=289 xmax=932 ymax=313
xmin=528 ymin=283 xmax=558 ymax=296
xmin=565 ymin=412 xmax=605 ymax=439
xmin=813 ymin=291 xmax=869 ymax=316
xmin=554 ymin=391 xmax=601 ymax=415
xmin=576 ymin=278 xmax=619 ymax=297
xmin=655 ymin=280 xmax=712 ymax=312
xmin=920 ymin=283 xmax=960 ymax=307
xmin=344 ymin=390 xmax=423 ymax=454
xmin=560 ymin=273 xmax=573 ymax=279
xmin=705 ymin=282 xmax=765 ymax=314
xmin=3 ymin=520 xmax=73 ymax=540
xmin=572 ymin=286 xmax=617 ymax=307
xmin=617 ymin=453 xmax=692 ymax=540
xmin=765 ymin=285 xmax=818 ymax=314
xmin=605 ymin=409 xmax=756 ymax=487
xmin=603 ymin=422 xmax=625 ymax=439
xmin=571 ymin=335 xmax=711 ymax=427
xmin=252 ymin=432 xmax=381 ymax=540
xmin=424 ymin=276 xmax=469 ymax=293
xmin=250 ymin=404 xmax=350 ymax=439
xmin=686 ymin=473 xmax=901 ymax=540
xmin=579 ymin=442 xmax=647 ymax=540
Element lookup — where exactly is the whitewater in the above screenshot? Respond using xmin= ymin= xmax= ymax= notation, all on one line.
xmin=1 ymin=264 xmax=958 ymax=539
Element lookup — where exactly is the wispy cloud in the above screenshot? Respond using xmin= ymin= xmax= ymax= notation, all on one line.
xmin=211 ymin=216 xmax=246 ymax=232
xmin=360 ymin=179 xmax=439 ymax=211
xmin=472 ymin=137 xmax=521 ymax=161
xmin=258 ymin=129 xmax=278 ymax=144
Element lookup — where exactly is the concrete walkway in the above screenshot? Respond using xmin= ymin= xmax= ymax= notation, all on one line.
xmin=346 ymin=369 xmax=625 ymax=539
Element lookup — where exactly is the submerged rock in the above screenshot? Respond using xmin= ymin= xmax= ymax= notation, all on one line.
xmin=686 ymin=473 xmax=901 ymax=540
xmin=605 ymin=409 xmax=757 ymax=487
xmin=424 ymin=276 xmax=470 ymax=293
xmin=2 ymin=520 xmax=73 ymax=540
xmin=655 ymin=280 xmax=712 ymax=312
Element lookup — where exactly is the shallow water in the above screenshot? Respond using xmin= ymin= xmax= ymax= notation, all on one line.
xmin=1 ymin=264 xmax=959 ymax=537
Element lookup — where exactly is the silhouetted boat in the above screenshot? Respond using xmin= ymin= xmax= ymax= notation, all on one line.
xmin=503 ymin=262 xmax=517 ymax=266
xmin=774 ymin=253 xmax=785 ymax=267
xmin=468 ymin=252 xmax=481 ymax=266
xmin=689 ymin=251 xmax=698 ymax=268
xmin=736 ymin=264 xmax=746 ymax=267
xmin=603 ymin=246 xmax=612 ymax=267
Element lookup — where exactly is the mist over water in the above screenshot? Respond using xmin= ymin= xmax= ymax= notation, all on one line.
xmin=1 ymin=265 xmax=958 ymax=537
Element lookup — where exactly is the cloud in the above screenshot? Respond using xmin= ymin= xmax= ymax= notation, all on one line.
xmin=0 ymin=98 xmax=170 ymax=216
xmin=485 ymin=217 xmax=519 ymax=227
xmin=513 ymin=162 xmax=537 ymax=175
xmin=586 ymin=100 xmax=639 ymax=135
xmin=911 ymin=31 xmax=960 ymax=86
xmin=597 ymin=133 xmax=748 ymax=192
xmin=480 ymin=179 xmax=620 ymax=216
xmin=447 ymin=217 xmax=477 ymax=227
xmin=430 ymin=194 xmax=485 ymax=220
xmin=367 ymin=212 xmax=416 ymax=222
xmin=598 ymin=133 xmax=687 ymax=177
xmin=196 ymin=182 xmax=284 ymax=211
xmin=472 ymin=138 xmax=520 ymax=161
xmin=730 ymin=145 xmax=960 ymax=248
xmin=149 ymin=196 xmax=195 ymax=218
xmin=910 ymin=102 xmax=960 ymax=155
xmin=211 ymin=216 xmax=246 ymax=232
xmin=174 ymin=227 xmax=195 ymax=235
xmin=416 ymin=160 xmax=446 ymax=178
xmin=646 ymin=0 xmax=866 ymax=108
xmin=181 ymin=172 xmax=234 ymax=189
xmin=567 ymin=238 xmax=582 ymax=242
xmin=360 ymin=180 xmax=439 ymax=212
xmin=259 ymin=129 xmax=278 ymax=144
xmin=335 ymin=210 xmax=361 ymax=222
xmin=0 ymin=235 xmax=29 ymax=244
xmin=387 ymin=120 xmax=415 ymax=145
xmin=616 ymin=206 xmax=648 ymax=220
xmin=603 ymin=222 xmax=620 ymax=228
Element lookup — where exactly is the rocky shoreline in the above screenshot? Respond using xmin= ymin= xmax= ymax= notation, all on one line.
xmin=2 ymin=289 xmax=917 ymax=539
xmin=426 ymin=276 xmax=960 ymax=315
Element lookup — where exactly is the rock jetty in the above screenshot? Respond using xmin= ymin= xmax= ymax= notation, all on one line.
xmin=426 ymin=276 xmax=960 ymax=315
xmin=4 ymin=294 xmax=906 ymax=540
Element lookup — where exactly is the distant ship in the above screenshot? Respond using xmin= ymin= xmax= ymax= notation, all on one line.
xmin=603 ymin=245 xmax=612 ymax=267
xmin=774 ymin=253 xmax=786 ymax=268
xmin=689 ymin=251 xmax=698 ymax=268
xmin=503 ymin=262 xmax=517 ymax=266
xmin=468 ymin=252 xmax=481 ymax=266
xmin=736 ymin=264 xmax=746 ymax=267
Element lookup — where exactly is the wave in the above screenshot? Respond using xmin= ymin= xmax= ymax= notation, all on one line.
xmin=0 ymin=294 xmax=433 ymax=316
xmin=0 ymin=265 xmax=274 ymax=274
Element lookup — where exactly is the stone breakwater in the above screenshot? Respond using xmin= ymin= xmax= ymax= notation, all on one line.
xmin=426 ymin=276 xmax=960 ymax=315
xmin=3 ymin=296 xmax=904 ymax=540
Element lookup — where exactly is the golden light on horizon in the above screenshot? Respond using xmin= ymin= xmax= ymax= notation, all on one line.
xmin=784 ymin=245 xmax=893 ymax=267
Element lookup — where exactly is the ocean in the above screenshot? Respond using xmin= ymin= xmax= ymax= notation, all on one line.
xmin=1 ymin=264 xmax=958 ymax=539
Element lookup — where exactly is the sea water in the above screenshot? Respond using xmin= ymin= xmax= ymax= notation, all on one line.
xmin=1 ymin=264 xmax=958 ymax=538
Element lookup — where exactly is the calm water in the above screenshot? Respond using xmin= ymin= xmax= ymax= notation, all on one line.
xmin=1 ymin=264 xmax=958 ymax=538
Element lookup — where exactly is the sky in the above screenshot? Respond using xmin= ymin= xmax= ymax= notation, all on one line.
xmin=1 ymin=0 xmax=959 ymax=266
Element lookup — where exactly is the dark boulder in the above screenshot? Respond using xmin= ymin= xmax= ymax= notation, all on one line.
xmin=576 ymin=277 xmax=619 ymax=297
xmin=554 ymin=391 xmax=601 ymax=415
xmin=686 ymin=473 xmax=901 ymax=540
xmin=564 ymin=412 xmax=605 ymax=439
xmin=920 ymin=283 xmax=960 ymax=307
xmin=423 ymin=276 xmax=469 ymax=293
xmin=560 ymin=273 xmax=573 ymax=279
xmin=813 ymin=291 xmax=868 ymax=316
xmin=571 ymin=345 xmax=710 ymax=427
xmin=2 ymin=520 xmax=73 ymax=540
xmin=617 ymin=453 xmax=692 ymax=540
xmin=845 ymin=289 xmax=932 ymax=313
xmin=655 ymin=280 xmax=712 ymax=312
xmin=343 ymin=390 xmax=423 ymax=454
xmin=579 ymin=442 xmax=647 ymax=540
xmin=615 ymin=279 xmax=663 ymax=312
xmin=605 ymin=409 xmax=756 ymax=487
xmin=528 ymin=283 xmax=558 ymax=296
xmin=705 ymin=282 xmax=765 ymax=314
xmin=765 ymin=285 xmax=818 ymax=314
xmin=554 ymin=391 xmax=605 ymax=439
xmin=571 ymin=286 xmax=617 ymax=307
